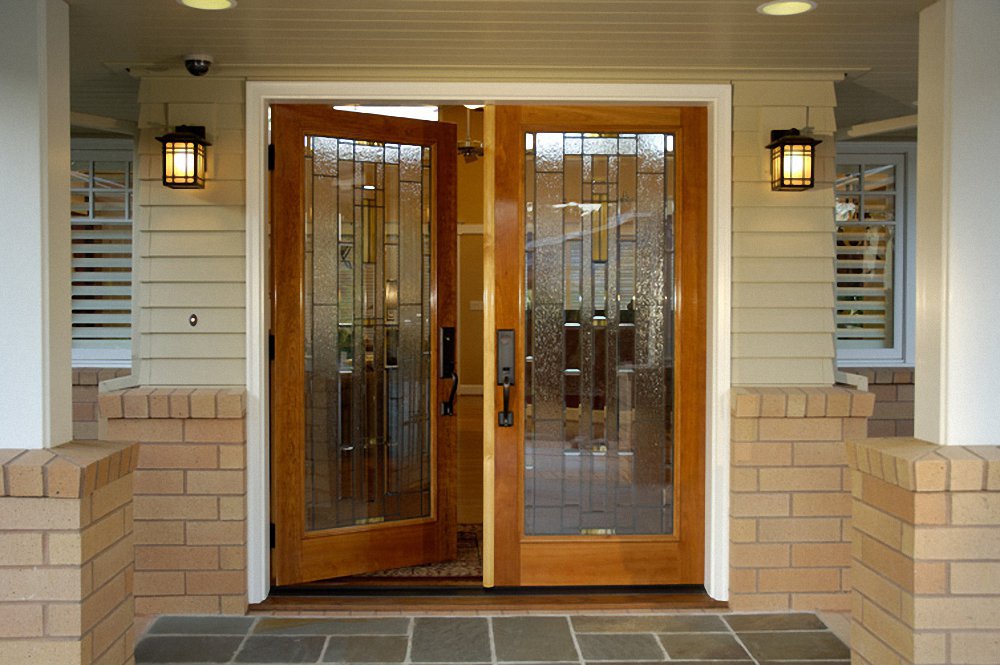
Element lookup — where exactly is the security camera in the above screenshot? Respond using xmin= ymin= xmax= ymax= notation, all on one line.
xmin=184 ymin=54 xmax=213 ymax=77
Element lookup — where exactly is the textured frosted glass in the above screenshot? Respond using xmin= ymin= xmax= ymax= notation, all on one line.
xmin=524 ymin=131 xmax=676 ymax=536
xmin=304 ymin=135 xmax=432 ymax=532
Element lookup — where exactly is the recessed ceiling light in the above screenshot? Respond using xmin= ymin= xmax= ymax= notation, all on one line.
xmin=178 ymin=0 xmax=237 ymax=10
xmin=757 ymin=1 xmax=816 ymax=16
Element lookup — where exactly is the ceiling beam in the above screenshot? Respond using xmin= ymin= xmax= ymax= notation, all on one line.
xmin=70 ymin=112 xmax=138 ymax=137
xmin=842 ymin=114 xmax=918 ymax=139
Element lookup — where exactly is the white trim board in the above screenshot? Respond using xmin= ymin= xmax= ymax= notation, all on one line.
xmin=245 ymin=81 xmax=732 ymax=604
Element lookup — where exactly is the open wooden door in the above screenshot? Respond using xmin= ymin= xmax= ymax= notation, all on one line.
xmin=489 ymin=106 xmax=707 ymax=586
xmin=270 ymin=105 xmax=458 ymax=586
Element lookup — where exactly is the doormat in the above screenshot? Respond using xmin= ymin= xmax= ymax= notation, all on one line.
xmin=367 ymin=524 xmax=482 ymax=578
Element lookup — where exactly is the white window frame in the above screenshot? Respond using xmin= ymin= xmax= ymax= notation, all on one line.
xmin=835 ymin=141 xmax=916 ymax=367
xmin=70 ymin=138 xmax=135 ymax=368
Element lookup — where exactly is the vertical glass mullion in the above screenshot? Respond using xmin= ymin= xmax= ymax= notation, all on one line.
xmin=606 ymin=159 xmax=621 ymax=531
xmin=304 ymin=143 xmax=316 ymax=530
xmin=350 ymin=147 xmax=367 ymax=523
xmin=525 ymin=138 xmax=536 ymax=534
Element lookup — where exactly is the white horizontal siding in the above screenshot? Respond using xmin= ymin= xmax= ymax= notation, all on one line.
xmin=731 ymin=80 xmax=838 ymax=386
xmin=140 ymin=205 xmax=245 ymax=232
xmin=142 ymin=333 xmax=245 ymax=358
xmin=733 ymin=308 xmax=835 ymax=334
xmin=147 ymin=257 xmax=245 ymax=283
xmin=146 ymin=231 xmax=245 ymax=257
xmin=733 ymin=283 xmax=834 ymax=309
xmin=732 ymin=232 xmax=833 ymax=258
xmin=143 ymin=308 xmax=246 ymax=334
xmin=134 ymin=78 xmax=247 ymax=386
xmin=144 ymin=358 xmax=245 ymax=386
xmin=733 ymin=358 xmax=834 ymax=386
xmin=733 ymin=333 xmax=835 ymax=359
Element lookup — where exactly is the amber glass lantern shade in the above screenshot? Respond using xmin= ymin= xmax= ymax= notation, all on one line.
xmin=766 ymin=128 xmax=821 ymax=191
xmin=156 ymin=125 xmax=210 ymax=189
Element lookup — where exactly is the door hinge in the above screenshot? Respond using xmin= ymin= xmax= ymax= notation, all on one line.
xmin=269 ymin=333 xmax=275 ymax=361
xmin=269 ymin=522 xmax=276 ymax=549
xmin=267 ymin=144 xmax=275 ymax=171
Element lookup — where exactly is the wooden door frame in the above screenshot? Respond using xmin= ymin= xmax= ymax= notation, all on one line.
xmin=245 ymin=81 xmax=734 ymax=604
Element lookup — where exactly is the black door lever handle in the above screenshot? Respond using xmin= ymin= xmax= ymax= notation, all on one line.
xmin=441 ymin=370 xmax=458 ymax=416
xmin=439 ymin=326 xmax=457 ymax=416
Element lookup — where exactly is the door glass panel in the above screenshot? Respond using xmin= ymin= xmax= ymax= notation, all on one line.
xmin=524 ymin=132 xmax=675 ymax=536
xmin=304 ymin=135 xmax=433 ymax=532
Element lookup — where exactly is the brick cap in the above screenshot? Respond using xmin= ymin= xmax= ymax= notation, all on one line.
xmin=848 ymin=437 xmax=1000 ymax=492
xmin=0 ymin=440 xmax=138 ymax=499
xmin=733 ymin=386 xmax=875 ymax=418
xmin=101 ymin=386 xmax=247 ymax=420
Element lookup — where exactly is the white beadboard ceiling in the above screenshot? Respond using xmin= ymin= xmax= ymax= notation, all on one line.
xmin=68 ymin=0 xmax=927 ymax=134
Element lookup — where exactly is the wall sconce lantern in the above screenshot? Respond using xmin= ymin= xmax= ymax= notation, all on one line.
xmin=156 ymin=125 xmax=210 ymax=189
xmin=766 ymin=128 xmax=821 ymax=191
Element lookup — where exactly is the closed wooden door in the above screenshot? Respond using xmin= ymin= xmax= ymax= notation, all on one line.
xmin=489 ymin=106 xmax=707 ymax=586
xmin=270 ymin=105 xmax=457 ymax=586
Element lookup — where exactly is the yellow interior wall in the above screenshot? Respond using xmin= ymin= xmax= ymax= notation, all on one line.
xmin=440 ymin=106 xmax=485 ymax=392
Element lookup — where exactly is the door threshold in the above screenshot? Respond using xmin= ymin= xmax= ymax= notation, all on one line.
xmin=251 ymin=585 xmax=726 ymax=613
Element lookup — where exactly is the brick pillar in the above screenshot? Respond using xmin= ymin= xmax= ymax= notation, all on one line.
xmin=730 ymin=386 xmax=875 ymax=610
xmin=100 ymin=388 xmax=248 ymax=616
xmin=848 ymin=438 xmax=1000 ymax=665
xmin=0 ymin=441 xmax=138 ymax=665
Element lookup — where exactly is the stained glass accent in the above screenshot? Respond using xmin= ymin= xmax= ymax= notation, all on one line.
xmin=303 ymin=135 xmax=433 ymax=531
xmin=524 ymin=132 xmax=676 ymax=536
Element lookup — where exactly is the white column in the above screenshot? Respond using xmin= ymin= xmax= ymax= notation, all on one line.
xmin=915 ymin=0 xmax=1000 ymax=445
xmin=0 ymin=0 xmax=72 ymax=449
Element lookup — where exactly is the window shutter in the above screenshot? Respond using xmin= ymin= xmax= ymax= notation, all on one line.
xmin=70 ymin=152 xmax=133 ymax=367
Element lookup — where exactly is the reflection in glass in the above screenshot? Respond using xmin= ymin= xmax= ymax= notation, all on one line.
xmin=524 ymin=132 xmax=676 ymax=536
xmin=835 ymin=162 xmax=898 ymax=349
xmin=304 ymin=135 xmax=433 ymax=531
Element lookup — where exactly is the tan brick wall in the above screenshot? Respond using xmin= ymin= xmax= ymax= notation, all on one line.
xmin=100 ymin=387 xmax=247 ymax=617
xmin=0 ymin=441 xmax=138 ymax=665
xmin=73 ymin=368 xmax=131 ymax=440
xmin=849 ymin=438 xmax=1000 ymax=665
xmin=843 ymin=367 xmax=915 ymax=437
xmin=730 ymin=386 xmax=874 ymax=611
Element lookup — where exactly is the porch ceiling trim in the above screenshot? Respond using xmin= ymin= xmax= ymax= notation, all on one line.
xmin=126 ymin=64 xmax=856 ymax=83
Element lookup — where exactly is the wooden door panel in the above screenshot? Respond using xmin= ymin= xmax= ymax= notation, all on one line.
xmin=270 ymin=104 xmax=457 ymax=586
xmin=489 ymin=105 xmax=707 ymax=587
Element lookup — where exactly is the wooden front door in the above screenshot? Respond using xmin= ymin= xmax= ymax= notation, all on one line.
xmin=490 ymin=106 xmax=707 ymax=586
xmin=270 ymin=105 xmax=458 ymax=586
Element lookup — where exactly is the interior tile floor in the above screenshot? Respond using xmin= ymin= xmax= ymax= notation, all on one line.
xmin=135 ymin=612 xmax=850 ymax=664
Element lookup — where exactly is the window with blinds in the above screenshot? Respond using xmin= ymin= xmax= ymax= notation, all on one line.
xmin=834 ymin=151 xmax=909 ymax=363
xmin=70 ymin=142 xmax=134 ymax=367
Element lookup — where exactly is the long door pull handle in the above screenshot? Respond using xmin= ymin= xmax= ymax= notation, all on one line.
xmin=499 ymin=376 xmax=514 ymax=427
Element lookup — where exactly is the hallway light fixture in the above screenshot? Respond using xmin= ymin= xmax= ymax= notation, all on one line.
xmin=766 ymin=128 xmax=821 ymax=191
xmin=178 ymin=0 xmax=237 ymax=9
xmin=156 ymin=125 xmax=210 ymax=189
xmin=757 ymin=1 xmax=816 ymax=16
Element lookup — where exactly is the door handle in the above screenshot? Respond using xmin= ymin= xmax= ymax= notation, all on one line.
xmin=439 ymin=327 xmax=458 ymax=416
xmin=497 ymin=329 xmax=515 ymax=427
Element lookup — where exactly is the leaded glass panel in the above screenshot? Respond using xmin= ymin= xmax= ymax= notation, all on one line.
xmin=304 ymin=135 xmax=433 ymax=531
xmin=524 ymin=132 xmax=676 ymax=536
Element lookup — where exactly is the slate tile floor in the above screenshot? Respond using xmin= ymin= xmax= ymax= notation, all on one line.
xmin=136 ymin=612 xmax=851 ymax=665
